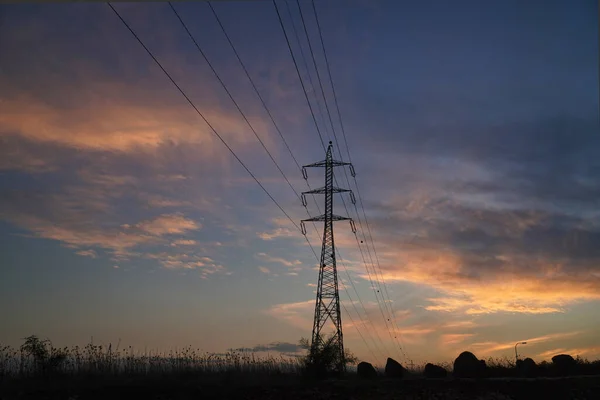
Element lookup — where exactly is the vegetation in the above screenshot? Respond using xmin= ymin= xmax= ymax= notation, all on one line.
xmin=297 ymin=334 xmax=358 ymax=378
xmin=2 ymin=336 xmax=600 ymax=399
xmin=1 ymin=335 xmax=303 ymax=379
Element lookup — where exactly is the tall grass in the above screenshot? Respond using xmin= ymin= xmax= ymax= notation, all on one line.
xmin=0 ymin=341 xmax=304 ymax=379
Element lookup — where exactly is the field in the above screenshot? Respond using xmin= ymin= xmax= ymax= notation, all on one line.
xmin=2 ymin=339 xmax=600 ymax=399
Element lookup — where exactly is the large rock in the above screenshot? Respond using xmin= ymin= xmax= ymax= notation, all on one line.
xmin=517 ymin=357 xmax=537 ymax=378
xmin=453 ymin=351 xmax=487 ymax=378
xmin=356 ymin=361 xmax=378 ymax=379
xmin=424 ymin=363 xmax=447 ymax=378
xmin=384 ymin=357 xmax=405 ymax=379
xmin=552 ymin=354 xmax=577 ymax=376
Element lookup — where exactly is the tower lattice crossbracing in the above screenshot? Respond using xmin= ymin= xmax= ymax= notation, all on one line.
xmin=300 ymin=141 xmax=357 ymax=374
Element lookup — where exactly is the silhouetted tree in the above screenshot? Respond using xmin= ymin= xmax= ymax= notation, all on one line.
xmin=298 ymin=334 xmax=357 ymax=378
xmin=20 ymin=335 xmax=66 ymax=375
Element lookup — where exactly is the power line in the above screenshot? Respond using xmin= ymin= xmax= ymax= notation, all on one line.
xmin=310 ymin=0 xmax=412 ymax=362
xmin=107 ymin=1 xmax=305 ymax=242
xmin=277 ymin=0 xmax=402 ymax=360
xmin=284 ymin=0 xmax=331 ymax=144
xmin=338 ymin=281 xmax=381 ymax=366
xmin=313 ymin=0 xmax=412 ymax=360
xmin=297 ymin=0 xmax=408 ymax=361
xmin=168 ymin=2 xmax=302 ymax=201
xmin=207 ymin=0 xmax=323 ymax=231
xmin=272 ymin=0 xmax=326 ymax=152
xmin=207 ymin=1 xmax=302 ymax=173
xmin=170 ymin=1 xmax=328 ymax=270
xmin=337 ymin=250 xmax=388 ymax=362
xmin=295 ymin=0 xmax=337 ymax=148
xmin=272 ymin=5 xmax=387 ymax=361
xmin=168 ymin=1 xmax=380 ymax=361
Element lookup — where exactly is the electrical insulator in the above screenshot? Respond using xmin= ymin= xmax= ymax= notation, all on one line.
xmin=302 ymin=167 xmax=308 ymax=180
xmin=300 ymin=221 xmax=307 ymax=235
xmin=350 ymin=191 xmax=356 ymax=205
xmin=301 ymin=193 xmax=307 ymax=207
xmin=350 ymin=219 xmax=357 ymax=233
xmin=349 ymin=164 xmax=356 ymax=177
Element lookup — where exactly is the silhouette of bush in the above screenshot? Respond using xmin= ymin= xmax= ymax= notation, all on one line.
xmin=297 ymin=334 xmax=357 ymax=379
xmin=19 ymin=335 xmax=66 ymax=376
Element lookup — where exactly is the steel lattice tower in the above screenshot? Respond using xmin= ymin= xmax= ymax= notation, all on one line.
xmin=300 ymin=141 xmax=356 ymax=374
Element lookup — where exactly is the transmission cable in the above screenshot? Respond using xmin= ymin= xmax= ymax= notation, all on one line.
xmin=295 ymin=0 xmax=407 ymax=361
xmin=107 ymin=2 xmax=321 ymax=262
xmin=168 ymin=2 xmax=303 ymax=201
xmin=277 ymin=0 xmax=404 ymax=361
xmin=207 ymin=1 xmax=323 ymax=236
xmin=309 ymin=0 xmax=411 ymax=362
xmin=272 ymin=0 xmax=326 ymax=152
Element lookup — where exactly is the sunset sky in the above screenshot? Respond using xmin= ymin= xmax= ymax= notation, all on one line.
xmin=0 ymin=0 xmax=598 ymax=367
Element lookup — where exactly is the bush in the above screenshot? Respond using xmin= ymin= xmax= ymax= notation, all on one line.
xmin=298 ymin=334 xmax=357 ymax=378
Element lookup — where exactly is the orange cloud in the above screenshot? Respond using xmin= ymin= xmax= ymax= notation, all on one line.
xmin=256 ymin=252 xmax=303 ymax=269
xmin=362 ymin=244 xmax=600 ymax=315
xmin=170 ymin=239 xmax=197 ymax=246
xmin=0 ymin=76 xmax=276 ymax=153
xmin=266 ymin=299 xmax=314 ymax=330
xmin=470 ymin=331 xmax=583 ymax=355
xmin=440 ymin=333 xmax=476 ymax=346
xmin=258 ymin=266 xmax=271 ymax=274
xmin=537 ymin=346 xmax=600 ymax=361
xmin=130 ymin=213 xmax=200 ymax=236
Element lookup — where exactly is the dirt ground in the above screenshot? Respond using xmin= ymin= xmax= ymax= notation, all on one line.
xmin=2 ymin=375 xmax=600 ymax=399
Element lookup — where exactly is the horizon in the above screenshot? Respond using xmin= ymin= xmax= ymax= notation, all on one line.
xmin=0 ymin=0 xmax=598 ymax=367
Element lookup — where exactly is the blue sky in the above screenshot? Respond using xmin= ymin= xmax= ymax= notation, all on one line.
xmin=0 ymin=0 xmax=598 ymax=366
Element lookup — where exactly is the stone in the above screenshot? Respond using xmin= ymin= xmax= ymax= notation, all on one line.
xmin=518 ymin=357 xmax=537 ymax=378
xmin=384 ymin=357 xmax=405 ymax=379
xmin=424 ymin=363 xmax=447 ymax=378
xmin=552 ymin=354 xmax=577 ymax=376
xmin=453 ymin=351 xmax=486 ymax=378
xmin=357 ymin=361 xmax=378 ymax=379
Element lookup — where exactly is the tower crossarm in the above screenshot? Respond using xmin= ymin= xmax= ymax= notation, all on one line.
xmin=302 ymin=155 xmax=356 ymax=179
xmin=302 ymin=159 xmax=351 ymax=168
xmin=302 ymin=186 xmax=351 ymax=195
xmin=302 ymin=214 xmax=352 ymax=222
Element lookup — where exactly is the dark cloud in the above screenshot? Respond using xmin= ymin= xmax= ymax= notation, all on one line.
xmin=233 ymin=341 xmax=305 ymax=354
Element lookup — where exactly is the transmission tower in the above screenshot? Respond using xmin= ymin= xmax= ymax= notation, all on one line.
xmin=300 ymin=141 xmax=357 ymax=373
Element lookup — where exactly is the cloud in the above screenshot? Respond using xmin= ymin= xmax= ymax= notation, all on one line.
xmin=256 ymin=252 xmax=302 ymax=268
xmin=536 ymin=346 xmax=600 ymax=361
xmin=440 ymin=333 xmax=476 ymax=346
xmin=233 ymin=342 xmax=305 ymax=354
xmin=76 ymin=249 xmax=98 ymax=258
xmin=145 ymin=195 xmax=192 ymax=208
xmin=358 ymin=192 xmax=600 ymax=315
xmin=171 ymin=239 xmax=197 ymax=247
xmin=258 ymin=227 xmax=299 ymax=241
xmin=258 ymin=266 xmax=271 ymax=274
xmin=470 ymin=331 xmax=583 ymax=356
xmin=130 ymin=213 xmax=200 ymax=236
xmin=0 ymin=189 xmax=204 ymax=263
xmin=266 ymin=300 xmax=314 ymax=330
xmin=145 ymin=251 xmax=225 ymax=277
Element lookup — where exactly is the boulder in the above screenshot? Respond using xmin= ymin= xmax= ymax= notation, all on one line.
xmin=424 ymin=363 xmax=447 ymax=378
xmin=516 ymin=357 xmax=537 ymax=377
xmin=552 ymin=354 xmax=577 ymax=376
xmin=356 ymin=361 xmax=378 ymax=379
xmin=384 ymin=357 xmax=405 ymax=379
xmin=453 ymin=351 xmax=486 ymax=378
